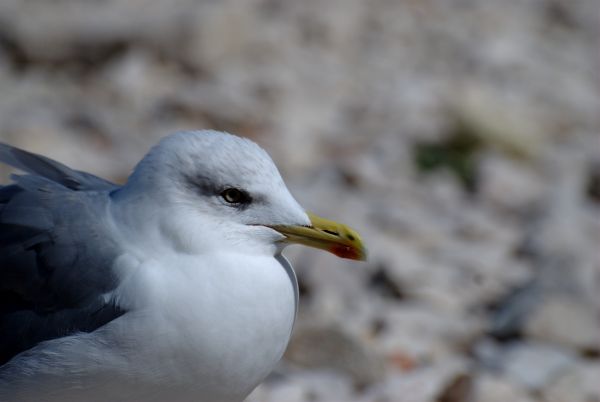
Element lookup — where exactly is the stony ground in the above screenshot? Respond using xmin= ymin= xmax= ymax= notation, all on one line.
xmin=0 ymin=1 xmax=598 ymax=401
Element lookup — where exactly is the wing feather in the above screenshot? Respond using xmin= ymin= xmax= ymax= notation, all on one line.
xmin=0 ymin=143 xmax=117 ymax=191
xmin=0 ymin=143 xmax=126 ymax=365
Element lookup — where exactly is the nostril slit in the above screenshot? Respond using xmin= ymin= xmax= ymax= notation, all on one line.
xmin=323 ymin=229 xmax=339 ymax=236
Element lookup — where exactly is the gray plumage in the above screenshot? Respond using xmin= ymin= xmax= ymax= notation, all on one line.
xmin=0 ymin=144 xmax=125 ymax=365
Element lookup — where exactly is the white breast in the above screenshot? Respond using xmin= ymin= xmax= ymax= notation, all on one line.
xmin=112 ymin=250 xmax=297 ymax=401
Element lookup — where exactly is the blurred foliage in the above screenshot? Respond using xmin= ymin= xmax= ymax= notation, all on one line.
xmin=413 ymin=128 xmax=482 ymax=193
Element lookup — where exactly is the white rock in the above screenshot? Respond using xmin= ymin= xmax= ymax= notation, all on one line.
xmin=501 ymin=342 xmax=577 ymax=390
xmin=361 ymin=358 xmax=468 ymax=402
xmin=247 ymin=381 xmax=306 ymax=402
xmin=285 ymin=323 xmax=385 ymax=385
xmin=480 ymin=153 xmax=545 ymax=211
xmin=474 ymin=374 xmax=536 ymax=402
xmin=544 ymin=361 xmax=600 ymax=402
xmin=525 ymin=296 xmax=600 ymax=352
xmin=374 ymin=304 xmax=483 ymax=364
xmin=249 ymin=368 xmax=356 ymax=402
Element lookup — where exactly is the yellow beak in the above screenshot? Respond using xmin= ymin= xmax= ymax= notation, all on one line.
xmin=270 ymin=212 xmax=367 ymax=261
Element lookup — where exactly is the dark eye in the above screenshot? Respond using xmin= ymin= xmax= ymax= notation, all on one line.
xmin=220 ymin=188 xmax=250 ymax=204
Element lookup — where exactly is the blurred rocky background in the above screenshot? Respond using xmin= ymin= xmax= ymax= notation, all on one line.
xmin=0 ymin=0 xmax=598 ymax=401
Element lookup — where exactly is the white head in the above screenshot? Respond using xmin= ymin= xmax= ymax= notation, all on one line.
xmin=115 ymin=130 xmax=365 ymax=259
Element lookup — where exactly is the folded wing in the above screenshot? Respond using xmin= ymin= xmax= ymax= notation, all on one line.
xmin=0 ymin=144 xmax=126 ymax=365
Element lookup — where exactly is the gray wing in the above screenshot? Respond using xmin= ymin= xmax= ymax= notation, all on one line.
xmin=0 ymin=143 xmax=126 ymax=365
xmin=0 ymin=143 xmax=117 ymax=191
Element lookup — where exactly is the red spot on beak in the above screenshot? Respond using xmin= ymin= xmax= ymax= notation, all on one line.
xmin=330 ymin=244 xmax=361 ymax=260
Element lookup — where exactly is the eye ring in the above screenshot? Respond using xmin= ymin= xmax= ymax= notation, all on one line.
xmin=221 ymin=188 xmax=247 ymax=204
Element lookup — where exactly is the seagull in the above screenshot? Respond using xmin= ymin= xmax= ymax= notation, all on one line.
xmin=0 ymin=130 xmax=366 ymax=402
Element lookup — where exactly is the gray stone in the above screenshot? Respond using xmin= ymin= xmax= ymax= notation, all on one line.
xmin=284 ymin=323 xmax=385 ymax=386
xmin=544 ymin=361 xmax=600 ymax=402
xmin=525 ymin=296 xmax=600 ymax=352
xmin=362 ymin=358 xmax=469 ymax=402
xmin=474 ymin=374 xmax=536 ymax=402
xmin=501 ymin=342 xmax=577 ymax=390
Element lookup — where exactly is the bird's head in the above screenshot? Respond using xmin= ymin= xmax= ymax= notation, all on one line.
xmin=121 ymin=130 xmax=366 ymax=260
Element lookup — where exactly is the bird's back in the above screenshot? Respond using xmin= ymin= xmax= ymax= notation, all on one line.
xmin=0 ymin=144 xmax=125 ymax=365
